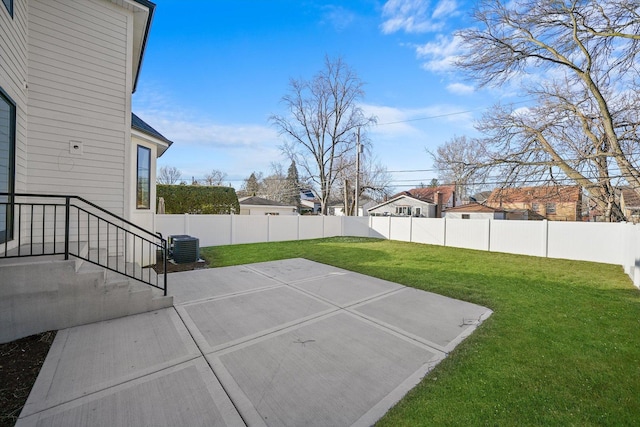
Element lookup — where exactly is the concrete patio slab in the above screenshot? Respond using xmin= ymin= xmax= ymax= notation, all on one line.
xmin=352 ymin=287 xmax=493 ymax=353
xmin=177 ymin=286 xmax=337 ymax=353
xmin=208 ymin=311 xmax=444 ymax=427
xmin=20 ymin=308 xmax=201 ymax=418
xmin=169 ymin=265 xmax=281 ymax=304
xmin=246 ymin=258 xmax=344 ymax=283
xmin=17 ymin=358 xmax=244 ymax=427
xmin=19 ymin=258 xmax=492 ymax=427
xmin=291 ymin=271 xmax=404 ymax=307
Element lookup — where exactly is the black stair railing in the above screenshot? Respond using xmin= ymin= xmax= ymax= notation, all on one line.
xmin=0 ymin=193 xmax=168 ymax=295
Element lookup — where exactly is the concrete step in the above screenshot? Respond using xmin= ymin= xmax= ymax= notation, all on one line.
xmin=0 ymin=252 xmax=172 ymax=344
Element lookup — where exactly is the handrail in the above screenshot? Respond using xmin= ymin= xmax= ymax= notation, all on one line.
xmin=1 ymin=192 xmax=160 ymax=241
xmin=0 ymin=192 xmax=167 ymax=295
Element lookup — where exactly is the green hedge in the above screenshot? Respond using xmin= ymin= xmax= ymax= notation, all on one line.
xmin=157 ymin=184 xmax=240 ymax=214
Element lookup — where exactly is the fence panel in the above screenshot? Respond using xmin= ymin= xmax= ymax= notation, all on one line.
xmin=343 ymin=217 xmax=370 ymax=237
xmin=369 ymin=217 xmax=390 ymax=239
xmin=233 ymin=215 xmax=268 ymax=244
xmin=411 ymin=218 xmax=445 ymax=245
xmin=446 ymin=219 xmax=490 ymax=251
xmin=189 ymin=215 xmax=232 ymax=247
xmin=490 ymin=220 xmax=547 ymax=257
xmin=299 ymin=216 xmax=324 ymax=240
xmin=155 ymin=214 xmax=187 ymax=238
xmin=547 ymin=221 xmax=625 ymax=265
xmin=269 ymin=216 xmax=299 ymax=242
xmin=323 ymin=216 xmax=342 ymax=237
xmin=389 ymin=217 xmax=412 ymax=242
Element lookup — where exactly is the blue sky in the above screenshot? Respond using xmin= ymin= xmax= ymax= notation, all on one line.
xmin=133 ymin=0 xmax=523 ymax=190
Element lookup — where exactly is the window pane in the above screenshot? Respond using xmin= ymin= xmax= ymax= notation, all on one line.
xmin=2 ymin=0 xmax=13 ymax=17
xmin=0 ymin=89 xmax=15 ymax=243
xmin=136 ymin=146 xmax=151 ymax=209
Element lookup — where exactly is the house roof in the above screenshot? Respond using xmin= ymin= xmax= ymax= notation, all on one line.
xmin=391 ymin=185 xmax=456 ymax=204
xmin=444 ymin=203 xmax=505 ymax=213
xmin=487 ymin=185 xmax=581 ymax=205
xmin=621 ymin=188 xmax=640 ymax=208
xmin=239 ymin=196 xmax=294 ymax=208
xmin=132 ymin=113 xmax=173 ymax=154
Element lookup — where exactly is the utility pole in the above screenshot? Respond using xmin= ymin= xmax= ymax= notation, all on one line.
xmin=355 ymin=127 xmax=361 ymax=216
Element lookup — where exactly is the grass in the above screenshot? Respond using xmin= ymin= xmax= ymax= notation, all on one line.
xmin=201 ymin=237 xmax=640 ymax=426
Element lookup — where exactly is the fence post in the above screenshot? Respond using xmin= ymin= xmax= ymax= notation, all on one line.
xmin=443 ymin=217 xmax=447 ymax=247
xmin=543 ymin=219 xmax=549 ymax=258
xmin=487 ymin=219 xmax=491 ymax=252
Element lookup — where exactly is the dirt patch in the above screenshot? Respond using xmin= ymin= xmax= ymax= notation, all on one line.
xmin=0 ymin=331 xmax=56 ymax=427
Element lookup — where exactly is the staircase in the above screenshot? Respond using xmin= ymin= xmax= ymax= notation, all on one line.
xmin=0 ymin=242 xmax=173 ymax=343
xmin=0 ymin=194 xmax=173 ymax=344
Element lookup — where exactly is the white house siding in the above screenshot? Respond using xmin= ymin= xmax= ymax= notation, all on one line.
xmin=0 ymin=0 xmax=28 ymax=193
xmin=26 ymin=0 xmax=132 ymax=216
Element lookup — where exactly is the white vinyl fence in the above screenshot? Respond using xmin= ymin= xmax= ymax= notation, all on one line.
xmin=156 ymin=214 xmax=640 ymax=288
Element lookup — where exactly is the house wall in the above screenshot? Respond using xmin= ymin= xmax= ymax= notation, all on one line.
xmin=26 ymin=0 xmax=134 ymax=217
xmin=0 ymin=0 xmax=28 ymax=194
xmin=495 ymin=201 xmax=579 ymax=221
xmin=369 ymin=199 xmax=436 ymax=217
xmin=444 ymin=212 xmax=499 ymax=220
xmin=239 ymin=205 xmax=296 ymax=215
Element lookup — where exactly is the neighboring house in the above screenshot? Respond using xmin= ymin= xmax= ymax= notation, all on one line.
xmin=368 ymin=194 xmax=436 ymax=217
xmin=444 ymin=203 xmax=507 ymax=220
xmin=1 ymin=0 xmax=169 ymax=246
xmin=300 ymin=188 xmax=321 ymax=214
xmin=368 ymin=185 xmax=456 ymax=218
xmin=330 ymin=198 xmax=376 ymax=217
xmin=239 ymin=196 xmax=297 ymax=215
xmin=620 ymin=188 xmax=640 ymax=223
xmin=486 ymin=186 xmax=582 ymax=221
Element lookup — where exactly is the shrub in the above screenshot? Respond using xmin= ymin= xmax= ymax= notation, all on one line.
xmin=157 ymin=184 xmax=240 ymax=214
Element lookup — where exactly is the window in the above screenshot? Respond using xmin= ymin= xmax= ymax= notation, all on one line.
xmin=395 ymin=206 xmax=412 ymax=216
xmin=136 ymin=146 xmax=151 ymax=209
xmin=0 ymin=87 xmax=16 ymax=244
xmin=532 ymin=202 xmax=540 ymax=212
xmin=414 ymin=207 xmax=422 ymax=217
xmin=462 ymin=214 xmax=470 ymax=219
xmin=2 ymin=0 xmax=13 ymax=17
xmin=545 ymin=202 xmax=556 ymax=214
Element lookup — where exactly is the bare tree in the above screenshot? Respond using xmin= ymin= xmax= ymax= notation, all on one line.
xmin=157 ymin=166 xmax=182 ymax=184
xmin=202 ymin=169 xmax=227 ymax=186
xmin=455 ymin=0 xmax=640 ymax=221
xmin=337 ymin=153 xmax=394 ymax=215
xmin=431 ymin=135 xmax=488 ymax=201
xmin=270 ymin=56 xmax=376 ymax=214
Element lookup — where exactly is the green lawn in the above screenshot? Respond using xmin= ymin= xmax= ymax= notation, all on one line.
xmin=200 ymin=237 xmax=640 ymax=426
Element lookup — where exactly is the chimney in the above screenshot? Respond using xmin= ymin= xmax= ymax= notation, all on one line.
xmin=435 ymin=191 xmax=444 ymax=218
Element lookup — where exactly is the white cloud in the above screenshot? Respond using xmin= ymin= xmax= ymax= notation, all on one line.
xmin=380 ymin=0 xmax=460 ymax=34
xmin=446 ymin=82 xmax=474 ymax=95
xmin=432 ymin=0 xmax=458 ymax=19
xmin=415 ymin=33 xmax=464 ymax=72
xmin=321 ymin=5 xmax=356 ymax=32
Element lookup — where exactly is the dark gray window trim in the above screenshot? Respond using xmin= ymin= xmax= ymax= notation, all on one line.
xmin=2 ymin=0 xmax=13 ymax=18
xmin=0 ymin=85 xmax=16 ymax=244
xmin=136 ymin=145 xmax=151 ymax=210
